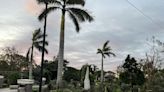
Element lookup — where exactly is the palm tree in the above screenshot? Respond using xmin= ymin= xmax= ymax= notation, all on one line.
xmin=97 ymin=40 xmax=115 ymax=92
xmin=39 ymin=0 xmax=94 ymax=88
xmin=36 ymin=0 xmax=55 ymax=92
xmin=26 ymin=29 xmax=48 ymax=79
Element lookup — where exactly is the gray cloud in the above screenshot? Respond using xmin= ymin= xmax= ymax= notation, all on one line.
xmin=0 ymin=0 xmax=164 ymax=71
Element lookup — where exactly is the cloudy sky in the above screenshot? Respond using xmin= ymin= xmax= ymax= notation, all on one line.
xmin=0 ymin=0 xmax=164 ymax=71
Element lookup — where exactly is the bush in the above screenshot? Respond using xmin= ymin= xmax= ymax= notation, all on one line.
xmin=48 ymin=80 xmax=56 ymax=90
xmin=8 ymin=72 xmax=21 ymax=85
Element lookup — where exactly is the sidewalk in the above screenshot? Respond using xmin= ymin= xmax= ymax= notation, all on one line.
xmin=0 ymin=88 xmax=17 ymax=92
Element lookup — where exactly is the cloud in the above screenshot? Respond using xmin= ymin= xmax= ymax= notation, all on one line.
xmin=25 ymin=0 xmax=44 ymax=16
xmin=0 ymin=0 xmax=164 ymax=71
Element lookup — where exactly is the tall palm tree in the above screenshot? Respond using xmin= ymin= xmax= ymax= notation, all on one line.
xmin=97 ymin=40 xmax=115 ymax=92
xmin=26 ymin=28 xmax=48 ymax=79
xmin=36 ymin=0 xmax=55 ymax=92
xmin=39 ymin=0 xmax=94 ymax=88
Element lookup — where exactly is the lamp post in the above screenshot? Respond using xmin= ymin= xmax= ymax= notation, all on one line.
xmin=39 ymin=3 xmax=48 ymax=92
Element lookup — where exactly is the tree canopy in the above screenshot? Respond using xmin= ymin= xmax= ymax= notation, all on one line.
xmin=119 ymin=55 xmax=145 ymax=86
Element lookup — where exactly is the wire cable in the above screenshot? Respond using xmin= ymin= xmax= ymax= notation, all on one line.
xmin=125 ymin=0 xmax=163 ymax=29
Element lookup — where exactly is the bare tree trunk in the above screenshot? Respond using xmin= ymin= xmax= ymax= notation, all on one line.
xmin=100 ymin=55 xmax=104 ymax=92
xmin=56 ymin=8 xmax=65 ymax=88
xmin=29 ymin=45 xmax=34 ymax=79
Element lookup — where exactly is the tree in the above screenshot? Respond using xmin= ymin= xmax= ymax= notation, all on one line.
xmin=43 ymin=59 xmax=69 ymax=81
xmin=119 ymin=55 xmax=145 ymax=92
xmin=140 ymin=37 xmax=164 ymax=91
xmin=0 ymin=47 xmax=28 ymax=71
xmin=26 ymin=29 xmax=48 ymax=79
xmin=39 ymin=0 xmax=94 ymax=88
xmin=63 ymin=67 xmax=80 ymax=82
xmin=32 ymin=58 xmax=69 ymax=83
xmin=97 ymin=40 xmax=115 ymax=91
xmin=0 ymin=60 xmax=9 ymax=71
xmin=143 ymin=69 xmax=164 ymax=92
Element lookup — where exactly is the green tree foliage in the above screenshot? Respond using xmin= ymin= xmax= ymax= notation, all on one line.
xmin=0 ymin=60 xmax=10 ymax=71
xmin=63 ymin=67 xmax=80 ymax=82
xmin=0 ymin=47 xmax=28 ymax=85
xmin=0 ymin=47 xmax=28 ymax=71
xmin=8 ymin=72 xmax=21 ymax=85
xmin=119 ymin=55 xmax=145 ymax=91
xmin=33 ymin=59 xmax=69 ymax=83
xmin=104 ymin=71 xmax=116 ymax=82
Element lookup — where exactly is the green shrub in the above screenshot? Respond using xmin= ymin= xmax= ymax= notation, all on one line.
xmin=8 ymin=72 xmax=21 ymax=85
xmin=48 ymin=80 xmax=57 ymax=90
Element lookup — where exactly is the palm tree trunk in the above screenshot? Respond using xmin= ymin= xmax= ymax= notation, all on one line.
xmin=56 ymin=8 xmax=66 ymax=88
xmin=29 ymin=46 xmax=34 ymax=79
xmin=100 ymin=55 xmax=104 ymax=92
xmin=39 ymin=3 xmax=48 ymax=92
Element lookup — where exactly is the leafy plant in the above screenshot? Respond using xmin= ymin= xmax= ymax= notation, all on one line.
xmin=8 ymin=72 xmax=21 ymax=85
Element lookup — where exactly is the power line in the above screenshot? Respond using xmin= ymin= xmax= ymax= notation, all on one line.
xmin=125 ymin=0 xmax=163 ymax=29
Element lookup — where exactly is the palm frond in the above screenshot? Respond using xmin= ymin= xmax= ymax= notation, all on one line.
xmin=44 ymin=48 xmax=48 ymax=54
xmin=26 ymin=47 xmax=31 ymax=62
xmin=97 ymin=48 xmax=102 ymax=54
xmin=33 ymin=33 xmax=48 ymax=42
xmin=33 ymin=29 xmax=48 ymax=41
xmin=109 ymin=52 xmax=116 ymax=57
xmin=104 ymin=53 xmax=109 ymax=57
xmin=97 ymin=40 xmax=115 ymax=58
xmin=104 ymin=52 xmax=116 ymax=57
xmin=68 ymin=8 xmax=94 ymax=22
xmin=34 ymin=34 xmax=48 ymax=41
xmin=68 ymin=11 xmax=80 ymax=32
xmin=33 ymin=29 xmax=41 ymax=41
xmin=103 ymin=47 xmax=111 ymax=52
xmin=53 ymin=0 xmax=63 ymax=6
xmin=34 ymin=40 xmax=49 ymax=46
xmin=66 ymin=0 xmax=85 ymax=6
xmin=37 ymin=0 xmax=58 ymax=4
xmin=38 ymin=6 xmax=60 ymax=21
xmin=35 ymin=44 xmax=48 ymax=54
xmin=37 ymin=0 xmax=46 ymax=4
xmin=103 ymin=40 xmax=109 ymax=49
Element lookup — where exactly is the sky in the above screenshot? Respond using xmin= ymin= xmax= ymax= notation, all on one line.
xmin=0 ymin=0 xmax=164 ymax=72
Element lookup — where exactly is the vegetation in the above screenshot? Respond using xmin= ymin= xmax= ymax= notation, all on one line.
xmin=39 ymin=0 xmax=94 ymax=88
xmin=0 ymin=45 xmax=164 ymax=92
xmin=97 ymin=40 xmax=115 ymax=92
xmin=0 ymin=0 xmax=164 ymax=92
xmin=119 ymin=55 xmax=145 ymax=92
xmin=26 ymin=28 xmax=48 ymax=79
xmin=0 ymin=47 xmax=27 ymax=85
xmin=8 ymin=72 xmax=21 ymax=85
xmin=0 ymin=47 xmax=28 ymax=71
